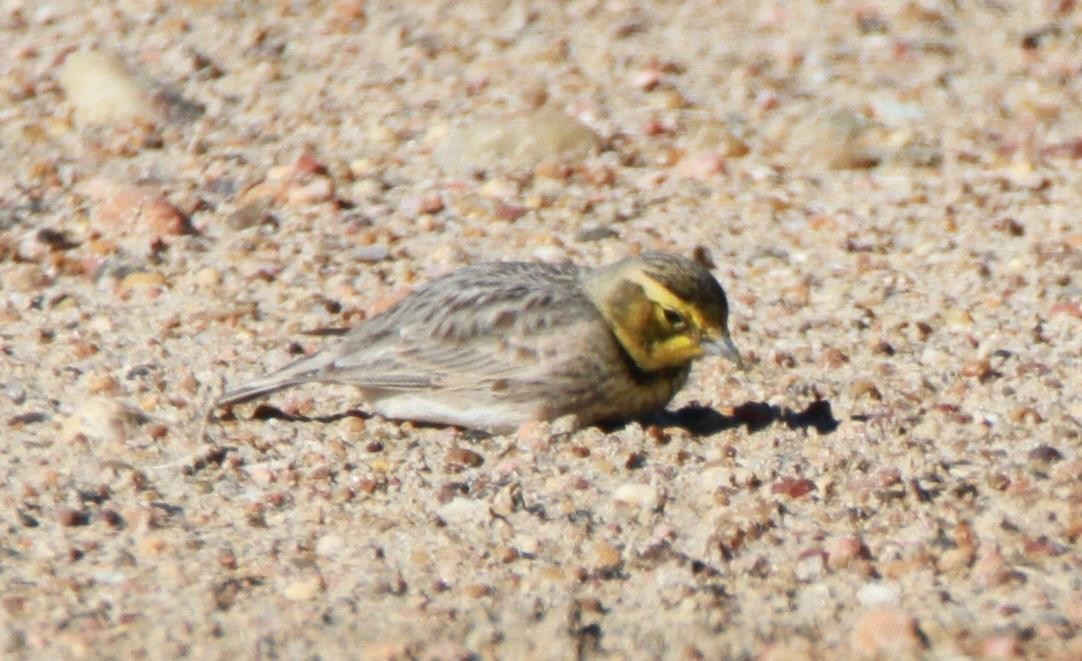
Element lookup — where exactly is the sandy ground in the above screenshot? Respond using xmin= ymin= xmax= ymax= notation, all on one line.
xmin=2 ymin=1 xmax=1081 ymax=659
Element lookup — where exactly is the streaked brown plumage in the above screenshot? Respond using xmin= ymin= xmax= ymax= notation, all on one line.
xmin=218 ymin=251 xmax=742 ymax=431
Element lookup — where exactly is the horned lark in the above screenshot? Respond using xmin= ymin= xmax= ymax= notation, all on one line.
xmin=218 ymin=251 xmax=743 ymax=431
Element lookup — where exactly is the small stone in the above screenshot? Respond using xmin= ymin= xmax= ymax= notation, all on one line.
xmin=592 ymin=541 xmax=622 ymax=571
xmin=1022 ymin=536 xmax=1066 ymax=558
xmin=349 ymin=245 xmax=389 ymax=263
xmin=987 ymin=472 xmax=1011 ymax=491
xmin=9 ymin=412 xmax=48 ymax=428
xmin=462 ymin=583 xmax=491 ymax=598
xmin=821 ymin=348 xmax=849 ymax=368
xmin=435 ymin=107 xmax=600 ymax=173
xmin=771 ymin=477 xmax=816 ymax=498
xmin=794 ymin=550 xmax=826 ymax=582
xmin=961 ymin=358 xmax=994 ymax=381
xmin=849 ymin=380 xmax=882 ymax=401
xmin=980 ymin=635 xmax=1022 ymax=658
xmin=876 ymin=467 xmax=902 ymax=488
xmin=973 ymin=544 xmax=1012 ymax=587
xmin=514 ymin=419 xmax=552 ymax=447
xmin=217 ymin=549 xmax=237 ymax=570
xmin=491 ymin=199 xmax=526 ymax=221
xmin=580 ymin=162 xmax=614 ymax=186
xmin=1052 ymin=459 xmax=1082 ymax=483
xmin=192 ymin=267 xmax=221 ymax=288
xmin=753 ymin=89 xmax=779 ymax=111
xmin=760 ymin=638 xmax=815 ymax=661
xmin=576 ymin=226 xmax=618 ymax=242
xmin=534 ymin=159 xmax=573 ymax=180
xmin=479 ymin=178 xmax=520 ymax=199
xmin=549 ymin=414 xmax=580 ymax=436
xmin=644 ymin=425 xmax=668 ymax=444
xmin=445 ymin=447 xmax=484 ymax=471
xmin=437 ymin=482 xmax=466 ymax=504
xmin=315 ymin=534 xmax=346 ymax=558
xmin=993 ymin=217 xmax=1025 ymax=237
xmin=355 ymin=479 xmax=379 ymax=495
xmin=491 ymin=483 xmax=522 ymax=516
xmin=435 ymin=497 xmax=490 ymax=527
xmin=138 ymin=535 xmax=167 ymax=555
xmin=416 ymin=191 xmax=444 ymax=215
xmin=327 ymin=0 xmax=367 ymax=29
xmin=82 ymin=179 xmax=189 ymax=245
xmin=1065 ymin=596 xmax=1082 ymax=628
xmin=632 ymin=68 xmax=663 ymax=90
xmin=398 ymin=193 xmax=440 ymax=219
xmin=850 ymin=608 xmax=923 ymax=657
xmin=56 ymin=507 xmax=90 ymax=527
xmin=3 ymin=382 xmax=26 ymax=405
xmin=1050 ymin=301 xmax=1082 ymax=319
xmin=707 ymin=129 xmax=750 ymax=158
xmin=60 ymin=51 xmax=158 ymax=126
xmin=226 ymin=202 xmax=272 ymax=229
xmin=536 ymin=244 xmax=571 ymax=265
xmin=293 ymin=152 xmax=327 ymax=176
xmin=120 ymin=271 xmax=167 ymax=290
xmin=1028 ymin=444 xmax=1063 ymax=464
xmin=35 ymin=228 xmax=78 ymax=252
xmin=85 ymin=374 xmax=120 ymax=396
xmin=282 ymin=575 xmax=324 ymax=601
xmin=245 ymin=463 xmax=275 ymax=486
xmin=825 ymin=536 xmax=865 ymax=569
xmin=1008 ymin=406 xmax=1042 ymax=424
xmin=944 ymin=307 xmax=975 ymax=328
xmin=654 ymin=87 xmax=689 ymax=110
xmin=798 ymin=110 xmax=881 ymax=169
xmin=286 ymin=176 xmax=335 ymax=206
xmin=624 ymin=451 xmax=646 ymax=470
xmin=856 ymin=582 xmax=899 ymax=607
xmin=60 ymin=397 xmax=141 ymax=444
xmin=5 ymin=264 xmax=51 ymax=292
xmin=612 ymin=482 xmax=662 ymax=511
xmin=514 ymin=535 xmax=540 ymax=556
xmin=938 ymin=546 xmax=975 ymax=572
xmin=675 ymin=151 xmax=727 ymax=179
xmin=361 ymin=641 xmax=410 ymax=661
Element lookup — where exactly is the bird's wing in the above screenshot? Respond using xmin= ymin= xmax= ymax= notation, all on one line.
xmin=323 ymin=333 xmax=547 ymax=391
xmin=315 ymin=263 xmax=594 ymax=393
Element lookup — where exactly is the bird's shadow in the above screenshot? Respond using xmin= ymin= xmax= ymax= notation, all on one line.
xmin=225 ymin=405 xmax=373 ymax=424
xmin=652 ymin=399 xmax=840 ymax=436
xmin=221 ymin=399 xmax=840 ymax=438
xmin=222 ymin=404 xmax=482 ymax=434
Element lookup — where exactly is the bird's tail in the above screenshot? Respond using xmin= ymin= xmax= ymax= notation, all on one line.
xmin=216 ymin=350 xmax=337 ymax=407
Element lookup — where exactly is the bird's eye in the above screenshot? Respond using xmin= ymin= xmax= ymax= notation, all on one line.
xmin=663 ymin=308 xmax=686 ymax=329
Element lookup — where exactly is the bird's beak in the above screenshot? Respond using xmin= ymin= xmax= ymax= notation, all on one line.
xmin=703 ymin=331 xmax=746 ymax=370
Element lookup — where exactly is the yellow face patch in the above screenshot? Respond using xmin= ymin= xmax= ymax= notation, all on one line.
xmin=587 ymin=261 xmax=731 ymax=373
xmin=615 ymin=271 xmax=713 ymax=370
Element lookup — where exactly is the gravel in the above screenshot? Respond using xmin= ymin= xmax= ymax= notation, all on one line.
xmin=1 ymin=1 xmax=1080 ymax=658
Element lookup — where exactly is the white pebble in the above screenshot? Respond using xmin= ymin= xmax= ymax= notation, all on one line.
xmin=613 ymin=481 xmax=662 ymax=511
xmin=60 ymin=397 xmax=140 ymax=444
xmin=60 ymin=51 xmax=157 ymax=125
xmin=856 ymin=581 xmax=900 ymax=607
xmin=315 ymin=534 xmax=346 ymax=558
xmin=436 ymin=497 xmax=490 ymax=527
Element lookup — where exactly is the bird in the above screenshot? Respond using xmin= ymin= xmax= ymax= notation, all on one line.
xmin=217 ymin=251 xmax=743 ymax=431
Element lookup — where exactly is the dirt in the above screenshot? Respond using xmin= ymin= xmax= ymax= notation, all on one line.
xmin=1 ymin=1 xmax=1080 ymax=659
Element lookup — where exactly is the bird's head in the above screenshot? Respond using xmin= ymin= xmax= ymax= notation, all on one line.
xmin=585 ymin=251 xmax=743 ymax=372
